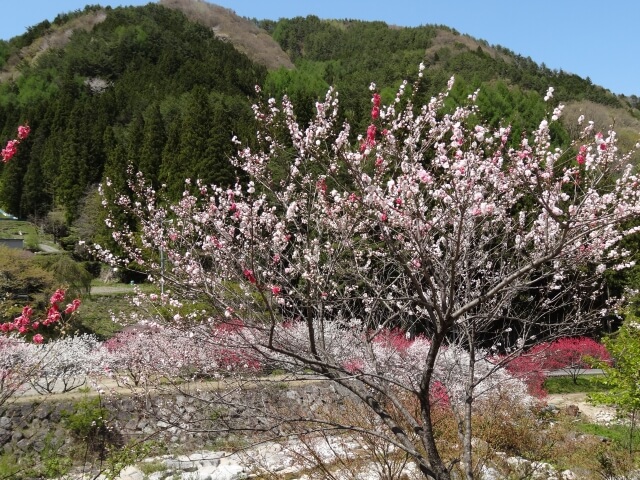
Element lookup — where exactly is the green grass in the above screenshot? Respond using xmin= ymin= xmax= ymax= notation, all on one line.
xmin=0 ymin=219 xmax=38 ymax=238
xmin=576 ymin=421 xmax=640 ymax=452
xmin=75 ymin=294 xmax=138 ymax=338
xmin=544 ymin=375 xmax=611 ymax=394
xmin=75 ymin=281 xmax=160 ymax=338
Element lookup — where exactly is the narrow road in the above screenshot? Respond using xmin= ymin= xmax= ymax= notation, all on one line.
xmin=38 ymin=243 xmax=60 ymax=253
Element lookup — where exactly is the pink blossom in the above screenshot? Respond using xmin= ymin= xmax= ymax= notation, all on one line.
xmin=1 ymin=140 xmax=18 ymax=163
xmin=50 ymin=289 xmax=65 ymax=305
xmin=271 ymin=285 xmax=281 ymax=296
xmin=366 ymin=124 xmax=376 ymax=144
xmin=17 ymin=125 xmax=30 ymax=140
xmin=44 ymin=305 xmax=61 ymax=326
xmin=32 ymin=334 xmax=44 ymax=344
xmin=64 ymin=299 xmax=81 ymax=314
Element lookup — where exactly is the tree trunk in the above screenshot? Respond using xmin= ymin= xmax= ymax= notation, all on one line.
xmin=419 ymin=333 xmax=452 ymax=480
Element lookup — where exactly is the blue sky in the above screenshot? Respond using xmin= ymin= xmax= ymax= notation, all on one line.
xmin=2 ymin=1 xmax=638 ymax=96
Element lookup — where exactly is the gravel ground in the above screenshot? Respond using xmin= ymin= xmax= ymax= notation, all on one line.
xmin=546 ymin=392 xmax=617 ymax=422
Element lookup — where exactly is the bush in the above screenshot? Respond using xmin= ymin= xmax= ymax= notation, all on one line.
xmin=61 ymin=396 xmax=122 ymax=456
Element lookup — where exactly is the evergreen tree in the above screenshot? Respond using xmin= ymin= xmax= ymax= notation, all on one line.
xmin=56 ymin=106 xmax=89 ymax=223
xmin=159 ymin=110 xmax=184 ymax=199
xmin=138 ymin=103 xmax=166 ymax=187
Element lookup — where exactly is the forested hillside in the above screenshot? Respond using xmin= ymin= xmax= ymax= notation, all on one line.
xmin=0 ymin=3 xmax=266 ymax=226
xmin=1 ymin=0 xmax=639 ymax=243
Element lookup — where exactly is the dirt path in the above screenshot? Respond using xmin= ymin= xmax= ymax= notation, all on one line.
xmin=546 ymin=392 xmax=616 ymax=422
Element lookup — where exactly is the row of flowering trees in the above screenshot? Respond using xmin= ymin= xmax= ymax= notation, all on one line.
xmin=0 ymin=317 xmax=610 ymax=401
xmin=93 ymin=62 xmax=640 ymax=479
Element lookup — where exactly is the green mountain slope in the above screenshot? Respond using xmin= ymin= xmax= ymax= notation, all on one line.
xmin=0 ymin=1 xmax=638 ymax=234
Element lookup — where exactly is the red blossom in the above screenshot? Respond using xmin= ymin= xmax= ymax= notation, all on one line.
xmin=1 ymin=124 xmax=30 ymax=163
xmin=243 ymin=268 xmax=257 ymax=284
xmin=366 ymin=124 xmax=376 ymax=144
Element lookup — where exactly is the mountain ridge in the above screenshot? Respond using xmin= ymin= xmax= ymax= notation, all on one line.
xmin=0 ymin=0 xmax=638 ymax=230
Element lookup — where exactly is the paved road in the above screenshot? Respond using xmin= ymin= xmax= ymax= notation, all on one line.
xmin=90 ymin=285 xmax=136 ymax=295
xmin=545 ymin=369 xmax=604 ymax=376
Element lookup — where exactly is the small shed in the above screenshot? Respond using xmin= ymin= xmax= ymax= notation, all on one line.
xmin=0 ymin=238 xmax=24 ymax=249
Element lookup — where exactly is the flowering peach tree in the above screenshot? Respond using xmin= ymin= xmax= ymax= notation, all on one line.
xmin=99 ymin=66 xmax=640 ymax=479
xmin=509 ymin=336 xmax=611 ymax=388
xmin=0 ymin=285 xmax=82 ymax=406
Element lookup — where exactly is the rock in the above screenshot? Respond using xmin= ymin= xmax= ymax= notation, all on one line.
xmin=189 ymin=465 xmax=218 ymax=480
xmin=16 ymin=438 xmax=30 ymax=451
xmin=0 ymin=417 xmax=11 ymax=429
xmin=209 ymin=463 xmax=245 ymax=480
xmin=565 ymin=405 xmax=580 ymax=417
xmin=36 ymin=406 xmax=51 ymax=420
xmin=117 ymin=465 xmax=145 ymax=480
xmin=32 ymin=439 xmax=46 ymax=452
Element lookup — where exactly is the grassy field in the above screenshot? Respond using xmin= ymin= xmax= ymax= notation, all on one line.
xmin=544 ymin=374 xmax=612 ymax=394
xmin=0 ymin=219 xmax=37 ymax=237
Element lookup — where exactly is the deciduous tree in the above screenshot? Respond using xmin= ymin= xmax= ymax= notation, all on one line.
xmin=100 ymin=68 xmax=640 ymax=479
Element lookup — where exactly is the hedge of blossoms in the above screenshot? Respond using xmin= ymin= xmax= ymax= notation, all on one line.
xmin=0 ymin=334 xmax=106 ymax=405
xmin=0 ymin=336 xmax=38 ymax=406
xmin=1 ymin=124 xmax=30 ymax=163
xmin=100 ymin=305 xmax=532 ymax=407
xmin=97 ymin=65 xmax=640 ymax=480
xmin=28 ymin=334 xmax=108 ymax=394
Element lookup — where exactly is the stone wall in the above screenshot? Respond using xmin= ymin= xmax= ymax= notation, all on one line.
xmin=0 ymin=380 xmax=347 ymax=458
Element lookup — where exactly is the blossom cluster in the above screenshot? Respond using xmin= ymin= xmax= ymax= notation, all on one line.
xmin=0 ymin=334 xmax=109 ymax=398
xmin=1 ymin=124 xmax=30 ymax=163
xmin=27 ymin=334 xmax=107 ymax=394
xmin=0 ymin=289 xmax=81 ymax=343
xmin=0 ymin=336 xmax=37 ymax=400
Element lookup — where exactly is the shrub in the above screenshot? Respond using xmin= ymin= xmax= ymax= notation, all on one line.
xmin=508 ymin=337 xmax=611 ymax=394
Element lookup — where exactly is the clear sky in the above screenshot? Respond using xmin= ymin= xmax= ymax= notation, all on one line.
xmin=2 ymin=1 xmax=638 ymax=96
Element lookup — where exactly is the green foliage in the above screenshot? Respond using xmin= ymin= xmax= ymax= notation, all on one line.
xmin=0 ymin=435 xmax=72 ymax=479
xmin=0 ymin=244 xmax=55 ymax=320
xmin=589 ymin=306 xmax=640 ymax=455
xmin=575 ymin=422 xmax=640 ymax=451
xmin=101 ymin=440 xmax=159 ymax=480
xmin=0 ymin=452 xmax=23 ymax=478
xmin=62 ymin=396 xmax=108 ymax=438
xmin=40 ymin=254 xmax=93 ymax=297
xmin=590 ymin=309 xmax=640 ymax=415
